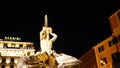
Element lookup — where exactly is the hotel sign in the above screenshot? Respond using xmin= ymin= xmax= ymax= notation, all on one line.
xmin=4 ymin=36 xmax=21 ymax=41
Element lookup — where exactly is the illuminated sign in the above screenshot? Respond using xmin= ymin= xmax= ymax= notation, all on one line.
xmin=4 ymin=36 xmax=21 ymax=41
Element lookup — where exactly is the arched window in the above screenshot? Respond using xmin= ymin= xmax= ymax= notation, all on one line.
xmin=19 ymin=44 xmax=23 ymax=48
xmin=11 ymin=58 xmax=14 ymax=63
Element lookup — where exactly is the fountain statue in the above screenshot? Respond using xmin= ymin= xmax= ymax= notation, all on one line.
xmin=17 ymin=15 xmax=81 ymax=68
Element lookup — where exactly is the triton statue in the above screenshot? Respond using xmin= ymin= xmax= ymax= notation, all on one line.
xmin=17 ymin=15 xmax=81 ymax=68
xmin=40 ymin=15 xmax=57 ymax=55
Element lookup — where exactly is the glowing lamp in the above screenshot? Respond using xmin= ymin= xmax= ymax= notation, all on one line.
xmin=6 ymin=59 xmax=10 ymax=64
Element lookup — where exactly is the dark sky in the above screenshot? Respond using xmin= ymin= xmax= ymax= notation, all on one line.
xmin=0 ymin=0 xmax=120 ymax=58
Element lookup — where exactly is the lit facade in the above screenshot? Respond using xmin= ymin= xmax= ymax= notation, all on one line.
xmin=0 ymin=37 xmax=35 ymax=68
xmin=79 ymin=9 xmax=120 ymax=68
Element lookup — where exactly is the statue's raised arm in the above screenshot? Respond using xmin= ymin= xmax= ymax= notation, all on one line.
xmin=47 ymin=27 xmax=57 ymax=42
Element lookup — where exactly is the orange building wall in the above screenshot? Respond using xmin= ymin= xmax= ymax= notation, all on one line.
xmin=93 ymin=37 xmax=114 ymax=68
xmin=79 ymin=9 xmax=120 ymax=68
xmin=109 ymin=9 xmax=120 ymax=33
xmin=79 ymin=48 xmax=98 ymax=68
xmin=94 ymin=37 xmax=120 ymax=68
xmin=94 ymin=9 xmax=120 ymax=68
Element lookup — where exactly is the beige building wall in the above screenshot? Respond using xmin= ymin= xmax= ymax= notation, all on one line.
xmin=0 ymin=39 xmax=35 ymax=68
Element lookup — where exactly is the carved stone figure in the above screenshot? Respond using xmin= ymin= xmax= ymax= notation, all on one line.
xmin=40 ymin=26 xmax=57 ymax=55
xmin=16 ymin=15 xmax=81 ymax=68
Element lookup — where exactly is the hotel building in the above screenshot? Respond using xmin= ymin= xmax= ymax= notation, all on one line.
xmin=79 ymin=9 xmax=120 ymax=68
xmin=0 ymin=36 xmax=35 ymax=68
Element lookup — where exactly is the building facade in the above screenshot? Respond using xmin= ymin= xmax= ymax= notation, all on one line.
xmin=0 ymin=36 xmax=35 ymax=68
xmin=79 ymin=9 xmax=120 ymax=68
xmin=80 ymin=48 xmax=98 ymax=68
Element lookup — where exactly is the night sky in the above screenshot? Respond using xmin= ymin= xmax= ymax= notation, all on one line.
xmin=0 ymin=0 xmax=119 ymax=58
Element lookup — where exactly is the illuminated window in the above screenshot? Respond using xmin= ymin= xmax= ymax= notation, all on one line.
xmin=27 ymin=52 xmax=30 ymax=56
xmin=101 ymin=57 xmax=107 ymax=66
xmin=11 ymin=43 xmax=15 ymax=47
xmin=98 ymin=45 xmax=104 ymax=53
xmin=27 ymin=45 xmax=32 ymax=49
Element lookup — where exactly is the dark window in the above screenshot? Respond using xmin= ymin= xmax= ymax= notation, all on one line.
xmin=118 ymin=35 xmax=120 ymax=42
xmin=10 ymin=65 xmax=14 ymax=68
xmin=19 ymin=44 xmax=23 ymax=48
xmin=98 ymin=46 xmax=104 ymax=53
xmin=101 ymin=57 xmax=107 ymax=66
xmin=111 ymin=36 xmax=120 ymax=47
xmin=3 ymin=43 xmax=7 ymax=48
xmin=108 ymin=40 xmax=113 ymax=47
xmin=2 ymin=58 xmax=6 ymax=63
xmin=112 ymin=52 xmax=120 ymax=68
xmin=117 ymin=11 xmax=120 ymax=20
xmin=113 ymin=37 xmax=118 ymax=44
xmin=11 ymin=58 xmax=14 ymax=63
xmin=2 ymin=65 xmax=5 ymax=68
xmin=112 ymin=52 xmax=120 ymax=62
